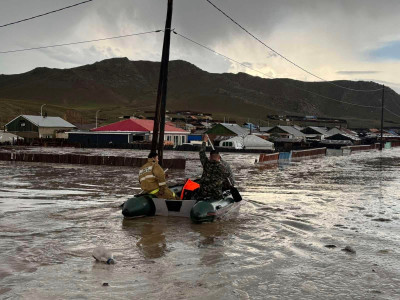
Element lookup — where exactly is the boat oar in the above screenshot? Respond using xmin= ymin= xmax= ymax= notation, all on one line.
xmin=205 ymin=135 xmax=242 ymax=202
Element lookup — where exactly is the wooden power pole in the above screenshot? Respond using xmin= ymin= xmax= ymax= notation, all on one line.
xmin=380 ymin=84 xmax=385 ymax=150
xmin=151 ymin=0 xmax=173 ymax=165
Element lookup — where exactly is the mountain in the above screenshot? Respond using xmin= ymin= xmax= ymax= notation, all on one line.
xmin=1 ymin=57 xmax=399 ymax=128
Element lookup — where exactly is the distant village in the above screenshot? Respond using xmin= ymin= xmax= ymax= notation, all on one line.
xmin=1 ymin=110 xmax=400 ymax=153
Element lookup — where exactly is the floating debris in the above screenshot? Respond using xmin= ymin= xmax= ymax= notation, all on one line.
xmin=372 ymin=218 xmax=392 ymax=222
xmin=342 ymin=246 xmax=356 ymax=254
xmin=92 ymin=246 xmax=115 ymax=264
xmin=377 ymin=249 xmax=391 ymax=254
xmin=324 ymin=244 xmax=337 ymax=249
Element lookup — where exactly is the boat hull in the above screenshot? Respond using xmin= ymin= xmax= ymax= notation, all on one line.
xmin=122 ymin=193 xmax=241 ymax=223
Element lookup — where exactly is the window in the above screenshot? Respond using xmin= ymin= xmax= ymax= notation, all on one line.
xmin=19 ymin=121 xmax=26 ymax=127
xmin=181 ymin=136 xmax=185 ymax=144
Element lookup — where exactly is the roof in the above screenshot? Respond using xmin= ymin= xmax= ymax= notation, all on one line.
xmin=220 ymin=123 xmax=249 ymax=136
xmin=92 ymin=119 xmax=188 ymax=133
xmin=259 ymin=126 xmax=272 ymax=132
xmin=0 ymin=131 xmax=23 ymax=142
xmin=326 ymin=127 xmax=359 ymax=139
xmin=326 ymin=133 xmax=361 ymax=141
xmin=224 ymin=135 xmax=274 ymax=148
xmin=274 ymin=137 xmax=304 ymax=143
xmin=7 ymin=115 xmax=76 ymax=128
xmin=320 ymin=140 xmax=353 ymax=145
xmin=293 ymin=125 xmax=304 ymax=131
xmin=303 ymin=126 xmax=329 ymax=135
xmin=267 ymin=125 xmax=306 ymax=137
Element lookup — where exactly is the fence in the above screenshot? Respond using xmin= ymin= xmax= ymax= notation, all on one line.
xmin=0 ymin=151 xmax=186 ymax=169
xmin=259 ymin=153 xmax=279 ymax=163
xmin=291 ymin=148 xmax=326 ymax=160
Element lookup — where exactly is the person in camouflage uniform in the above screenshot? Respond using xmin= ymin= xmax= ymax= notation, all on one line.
xmin=197 ymin=135 xmax=233 ymax=200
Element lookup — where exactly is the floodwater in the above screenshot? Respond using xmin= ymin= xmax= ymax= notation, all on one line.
xmin=0 ymin=148 xmax=399 ymax=299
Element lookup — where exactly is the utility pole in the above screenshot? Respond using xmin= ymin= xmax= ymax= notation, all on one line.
xmin=380 ymin=84 xmax=385 ymax=150
xmin=151 ymin=0 xmax=173 ymax=166
xmin=96 ymin=110 xmax=101 ymax=128
xmin=41 ymin=104 xmax=46 ymax=117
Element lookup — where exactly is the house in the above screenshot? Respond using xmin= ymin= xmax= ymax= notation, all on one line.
xmin=265 ymin=125 xmax=306 ymax=140
xmin=325 ymin=133 xmax=361 ymax=144
xmin=220 ymin=134 xmax=274 ymax=150
xmin=68 ymin=118 xmax=189 ymax=147
xmin=326 ymin=127 xmax=358 ymax=138
xmin=301 ymin=126 xmax=329 ymax=140
xmin=206 ymin=123 xmax=249 ymax=144
xmin=5 ymin=115 xmax=76 ymax=139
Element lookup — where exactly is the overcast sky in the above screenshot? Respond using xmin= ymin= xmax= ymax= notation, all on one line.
xmin=1 ymin=0 xmax=400 ymax=92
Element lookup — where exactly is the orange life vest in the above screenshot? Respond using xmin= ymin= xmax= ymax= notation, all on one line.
xmin=180 ymin=179 xmax=200 ymax=200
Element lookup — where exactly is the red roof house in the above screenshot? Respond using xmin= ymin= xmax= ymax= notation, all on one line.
xmin=92 ymin=119 xmax=188 ymax=133
xmin=91 ymin=118 xmax=189 ymax=145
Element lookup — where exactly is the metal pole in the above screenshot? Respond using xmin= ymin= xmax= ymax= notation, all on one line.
xmin=380 ymin=85 xmax=385 ymax=150
xmin=41 ymin=104 xmax=46 ymax=117
xmin=153 ymin=0 xmax=173 ymax=166
xmin=96 ymin=110 xmax=101 ymax=128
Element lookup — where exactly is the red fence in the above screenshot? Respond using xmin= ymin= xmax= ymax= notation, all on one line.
xmin=0 ymin=152 xmax=186 ymax=169
xmin=346 ymin=144 xmax=378 ymax=152
xmin=391 ymin=141 xmax=400 ymax=147
xmin=259 ymin=153 xmax=279 ymax=163
xmin=291 ymin=148 xmax=327 ymax=159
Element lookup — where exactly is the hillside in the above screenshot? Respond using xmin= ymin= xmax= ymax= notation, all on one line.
xmin=1 ymin=57 xmax=399 ymax=128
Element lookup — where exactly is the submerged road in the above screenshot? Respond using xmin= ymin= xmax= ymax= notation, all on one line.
xmin=0 ymin=148 xmax=399 ymax=299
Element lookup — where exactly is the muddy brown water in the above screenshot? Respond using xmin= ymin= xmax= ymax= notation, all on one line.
xmin=0 ymin=148 xmax=400 ymax=299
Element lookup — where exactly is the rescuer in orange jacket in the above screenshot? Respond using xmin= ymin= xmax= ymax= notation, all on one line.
xmin=139 ymin=152 xmax=179 ymax=200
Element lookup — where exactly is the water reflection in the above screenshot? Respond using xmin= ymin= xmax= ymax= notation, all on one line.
xmin=191 ymin=221 xmax=239 ymax=267
xmin=122 ymin=218 xmax=167 ymax=259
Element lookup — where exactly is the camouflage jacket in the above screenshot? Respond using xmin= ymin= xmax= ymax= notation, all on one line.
xmin=198 ymin=142 xmax=232 ymax=199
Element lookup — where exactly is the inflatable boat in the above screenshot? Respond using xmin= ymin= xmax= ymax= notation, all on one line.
xmin=122 ymin=180 xmax=242 ymax=223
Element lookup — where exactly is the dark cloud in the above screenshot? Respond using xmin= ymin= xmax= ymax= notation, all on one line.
xmin=1 ymin=0 xmax=400 ymax=93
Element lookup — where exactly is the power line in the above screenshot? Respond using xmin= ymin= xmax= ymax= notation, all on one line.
xmin=173 ymin=30 xmax=383 ymax=109
xmin=0 ymin=30 xmax=162 ymax=54
xmin=204 ymin=0 xmax=383 ymax=93
xmin=0 ymin=0 xmax=93 ymax=28
xmin=173 ymin=30 xmax=269 ymax=79
xmin=384 ymin=107 xmax=400 ymax=119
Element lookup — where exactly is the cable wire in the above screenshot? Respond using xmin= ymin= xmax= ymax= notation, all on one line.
xmin=0 ymin=30 xmax=162 ymax=54
xmin=205 ymin=0 xmax=383 ymax=93
xmin=0 ymin=0 xmax=93 ymax=28
xmin=384 ymin=107 xmax=400 ymax=119
xmin=173 ymin=30 xmax=383 ymax=109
